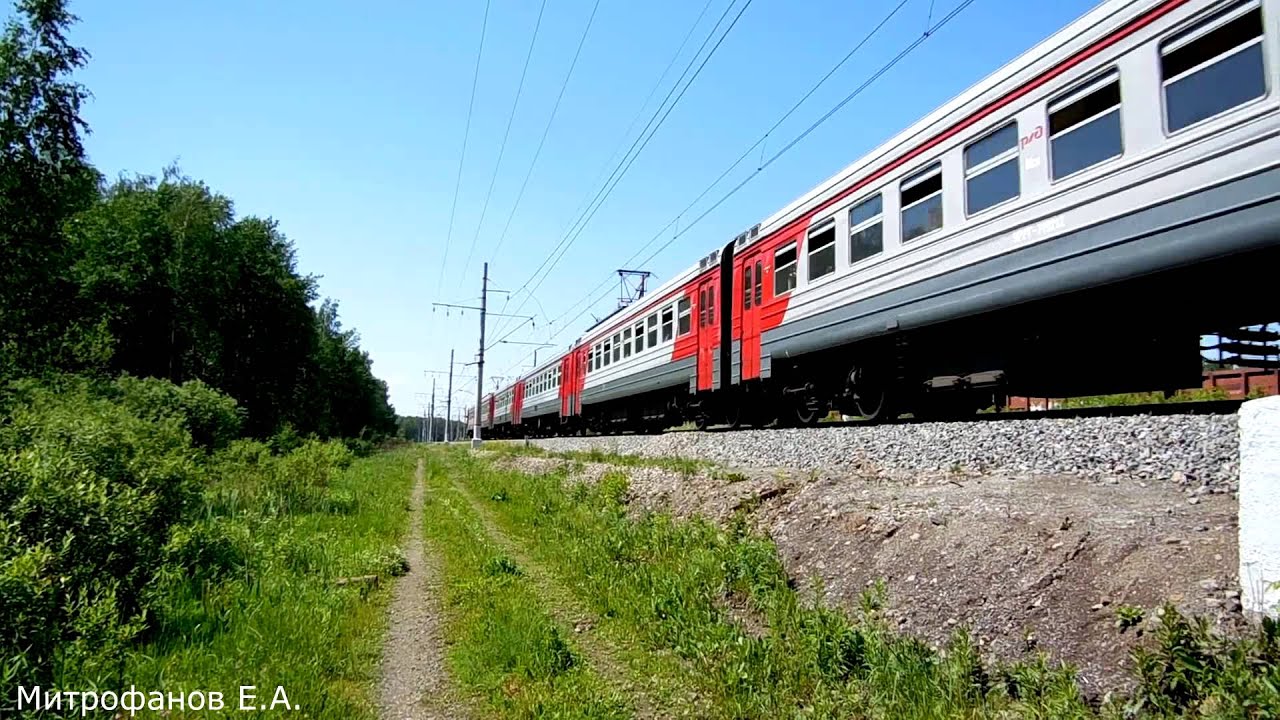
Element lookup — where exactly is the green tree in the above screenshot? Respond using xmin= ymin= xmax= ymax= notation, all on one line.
xmin=65 ymin=171 xmax=331 ymax=435
xmin=1 ymin=1 xmax=397 ymax=442
xmin=0 ymin=0 xmax=103 ymax=382
xmin=302 ymin=300 xmax=396 ymax=440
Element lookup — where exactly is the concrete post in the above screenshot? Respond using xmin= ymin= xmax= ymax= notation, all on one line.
xmin=1240 ymin=395 xmax=1280 ymax=619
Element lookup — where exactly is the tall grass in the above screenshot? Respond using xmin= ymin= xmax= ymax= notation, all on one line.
xmin=488 ymin=442 xmax=710 ymax=476
xmin=441 ymin=449 xmax=1280 ymax=719
xmin=420 ymin=452 xmax=630 ymax=718
xmin=120 ymin=449 xmax=417 ymax=718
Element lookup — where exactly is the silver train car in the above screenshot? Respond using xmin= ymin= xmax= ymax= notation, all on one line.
xmin=477 ymin=0 xmax=1280 ymax=435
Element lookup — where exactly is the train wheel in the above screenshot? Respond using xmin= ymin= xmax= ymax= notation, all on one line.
xmin=723 ymin=400 xmax=743 ymax=430
xmin=694 ymin=414 xmax=710 ymax=432
xmin=849 ymin=365 xmax=895 ymax=423
xmin=791 ymin=398 xmax=823 ymax=427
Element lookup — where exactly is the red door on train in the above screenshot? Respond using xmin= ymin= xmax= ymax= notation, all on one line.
xmin=739 ymin=253 xmax=765 ymax=380
xmin=559 ymin=352 xmax=574 ymax=418
xmin=695 ymin=275 xmax=718 ymax=391
xmin=575 ymin=348 xmax=587 ymax=414
xmin=559 ymin=346 xmax=588 ymax=418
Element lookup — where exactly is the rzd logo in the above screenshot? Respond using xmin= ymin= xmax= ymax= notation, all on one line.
xmin=1020 ymin=125 xmax=1044 ymax=149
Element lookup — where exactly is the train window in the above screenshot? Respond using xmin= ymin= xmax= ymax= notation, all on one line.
xmin=623 ymin=328 xmax=632 ymax=358
xmin=612 ymin=333 xmax=621 ymax=363
xmin=774 ymin=244 xmax=797 ymax=295
xmin=634 ymin=322 xmax=645 ymax=352
xmin=647 ymin=314 xmax=658 ymax=346
xmin=743 ymin=265 xmax=753 ymax=309
xmin=698 ymin=288 xmax=707 ymax=328
xmin=603 ymin=340 xmax=612 ymax=366
xmin=754 ymin=261 xmax=762 ymax=305
xmin=808 ymin=220 xmax=836 ymax=281
xmin=1049 ymin=71 xmax=1122 ymax=179
xmin=677 ymin=297 xmax=692 ymax=336
xmin=901 ymin=163 xmax=943 ymax=241
xmin=1162 ymin=1 xmax=1265 ymax=133
xmin=965 ymin=123 xmax=1019 ymax=215
xmin=661 ymin=307 xmax=674 ymax=342
xmin=849 ymin=194 xmax=883 ymax=263
xmin=707 ymin=285 xmax=716 ymax=325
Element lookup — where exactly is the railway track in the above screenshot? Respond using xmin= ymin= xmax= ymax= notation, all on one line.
xmin=517 ymin=400 xmax=1242 ymax=487
xmin=687 ymin=398 xmax=1247 ymax=434
xmin=493 ymin=399 xmax=1247 ymax=439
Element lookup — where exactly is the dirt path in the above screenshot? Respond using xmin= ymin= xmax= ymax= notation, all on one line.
xmin=446 ymin=471 xmax=705 ymax=718
xmin=378 ymin=458 xmax=464 ymax=720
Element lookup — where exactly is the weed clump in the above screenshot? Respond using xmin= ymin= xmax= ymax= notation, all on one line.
xmin=1129 ymin=607 xmax=1280 ymax=717
xmin=482 ymin=555 xmax=522 ymax=577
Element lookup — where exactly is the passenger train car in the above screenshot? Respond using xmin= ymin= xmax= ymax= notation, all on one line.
xmin=476 ymin=0 xmax=1280 ymax=436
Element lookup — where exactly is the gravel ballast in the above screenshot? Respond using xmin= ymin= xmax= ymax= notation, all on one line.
xmin=521 ymin=414 xmax=1240 ymax=486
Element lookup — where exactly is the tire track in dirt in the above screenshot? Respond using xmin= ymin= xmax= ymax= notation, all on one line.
xmin=444 ymin=466 xmax=704 ymax=719
xmin=378 ymin=457 xmax=467 ymax=720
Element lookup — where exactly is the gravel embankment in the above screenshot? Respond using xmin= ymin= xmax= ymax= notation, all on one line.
xmin=524 ymin=414 xmax=1240 ymax=487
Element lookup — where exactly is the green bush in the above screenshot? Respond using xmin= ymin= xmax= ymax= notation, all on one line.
xmin=163 ymin=517 xmax=251 ymax=583
xmin=482 ymin=555 xmax=522 ymax=577
xmin=204 ymin=438 xmax=358 ymax=516
xmin=0 ymin=381 xmax=202 ymax=690
xmin=269 ymin=439 xmax=355 ymax=513
xmin=1130 ymin=607 xmax=1280 ymax=716
xmin=111 ymin=375 xmax=243 ymax=450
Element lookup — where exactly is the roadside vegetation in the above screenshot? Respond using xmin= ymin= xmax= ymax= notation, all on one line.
xmin=1 ymin=375 xmax=416 ymax=718
xmin=1053 ymin=387 xmax=1264 ymax=409
xmin=430 ymin=447 xmax=1279 ymax=719
xmin=1 ymin=2 xmax=408 ymax=716
xmin=488 ymin=442 xmax=711 ymax=476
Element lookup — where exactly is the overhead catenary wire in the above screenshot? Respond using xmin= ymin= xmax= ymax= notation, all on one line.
xmin=436 ymin=0 xmax=494 ymax=296
xmin=636 ymin=0 xmax=978 ymax=268
xmin=483 ymin=0 xmax=604 ymax=268
xmin=533 ymin=0 xmax=720 ymax=263
xmin=496 ymin=0 xmax=978 ymax=377
xmin=496 ymin=0 xmax=756 ymax=339
xmin=501 ymin=0 xmax=917 ymax=346
xmin=488 ymin=0 xmax=715 ymax=340
xmin=530 ymin=0 xmax=756 ymax=294
xmin=481 ymin=0 xmax=603 ymax=337
xmin=458 ymin=0 xmax=551 ymax=285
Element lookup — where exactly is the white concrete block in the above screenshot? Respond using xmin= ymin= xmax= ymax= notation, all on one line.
xmin=1240 ymin=395 xmax=1280 ymax=619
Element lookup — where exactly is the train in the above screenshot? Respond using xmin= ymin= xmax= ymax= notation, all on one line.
xmin=472 ymin=0 xmax=1280 ymax=437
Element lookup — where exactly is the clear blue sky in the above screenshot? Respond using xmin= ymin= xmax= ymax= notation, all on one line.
xmin=62 ymin=0 xmax=1098 ymax=418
